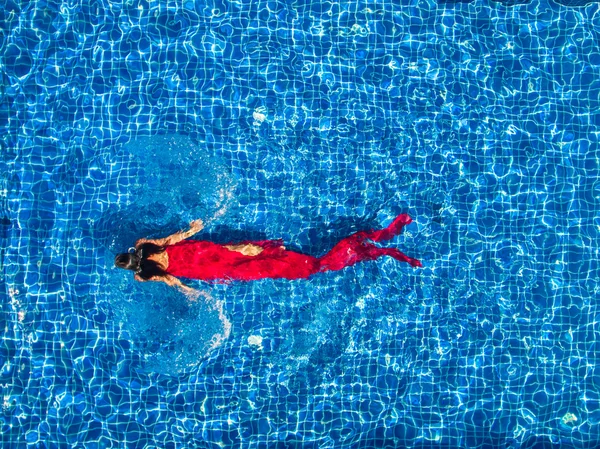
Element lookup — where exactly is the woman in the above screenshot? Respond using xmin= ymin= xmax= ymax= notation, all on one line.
xmin=114 ymin=214 xmax=421 ymax=290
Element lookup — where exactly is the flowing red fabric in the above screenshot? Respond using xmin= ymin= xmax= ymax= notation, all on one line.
xmin=165 ymin=214 xmax=421 ymax=282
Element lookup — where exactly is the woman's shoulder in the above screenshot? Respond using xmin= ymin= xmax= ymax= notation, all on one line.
xmin=137 ymin=241 xmax=165 ymax=251
xmin=167 ymin=239 xmax=219 ymax=251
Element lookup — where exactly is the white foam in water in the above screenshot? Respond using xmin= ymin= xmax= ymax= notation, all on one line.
xmin=247 ymin=334 xmax=264 ymax=350
xmin=189 ymin=289 xmax=232 ymax=352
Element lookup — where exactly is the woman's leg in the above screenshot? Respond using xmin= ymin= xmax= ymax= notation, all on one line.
xmin=358 ymin=244 xmax=422 ymax=267
xmin=353 ymin=213 xmax=413 ymax=242
xmin=318 ymin=214 xmax=421 ymax=272
xmin=224 ymin=243 xmax=264 ymax=256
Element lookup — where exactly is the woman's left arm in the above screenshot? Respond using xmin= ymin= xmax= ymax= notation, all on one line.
xmin=136 ymin=274 xmax=198 ymax=299
xmin=136 ymin=219 xmax=204 ymax=247
xmin=162 ymin=275 xmax=198 ymax=296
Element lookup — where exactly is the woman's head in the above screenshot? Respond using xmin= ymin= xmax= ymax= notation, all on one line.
xmin=115 ymin=253 xmax=141 ymax=272
xmin=115 ymin=243 xmax=166 ymax=280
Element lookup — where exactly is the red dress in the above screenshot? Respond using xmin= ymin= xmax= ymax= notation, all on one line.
xmin=165 ymin=214 xmax=422 ymax=282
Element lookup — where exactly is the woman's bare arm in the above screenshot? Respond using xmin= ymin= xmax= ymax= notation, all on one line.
xmin=135 ymin=219 xmax=204 ymax=248
xmin=161 ymin=275 xmax=198 ymax=296
xmin=135 ymin=273 xmax=197 ymax=295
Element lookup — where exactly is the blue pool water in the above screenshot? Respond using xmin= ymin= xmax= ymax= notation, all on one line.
xmin=2 ymin=0 xmax=600 ymax=447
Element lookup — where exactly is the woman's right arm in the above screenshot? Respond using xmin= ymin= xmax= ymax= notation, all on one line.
xmin=135 ymin=219 xmax=204 ymax=247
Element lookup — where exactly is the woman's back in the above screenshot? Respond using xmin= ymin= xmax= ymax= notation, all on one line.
xmin=165 ymin=239 xmax=320 ymax=281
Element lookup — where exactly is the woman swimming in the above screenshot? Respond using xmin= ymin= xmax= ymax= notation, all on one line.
xmin=114 ymin=214 xmax=421 ymax=291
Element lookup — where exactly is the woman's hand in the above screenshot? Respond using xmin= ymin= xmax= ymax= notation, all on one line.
xmin=134 ymin=218 xmax=204 ymax=249
xmin=188 ymin=219 xmax=204 ymax=234
xmin=181 ymin=286 xmax=201 ymax=301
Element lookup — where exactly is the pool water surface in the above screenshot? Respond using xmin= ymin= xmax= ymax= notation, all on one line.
xmin=1 ymin=0 xmax=600 ymax=447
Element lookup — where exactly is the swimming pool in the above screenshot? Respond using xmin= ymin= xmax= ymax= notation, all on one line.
xmin=2 ymin=0 xmax=599 ymax=447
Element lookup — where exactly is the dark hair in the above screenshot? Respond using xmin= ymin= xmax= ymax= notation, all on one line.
xmin=115 ymin=243 xmax=167 ymax=280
